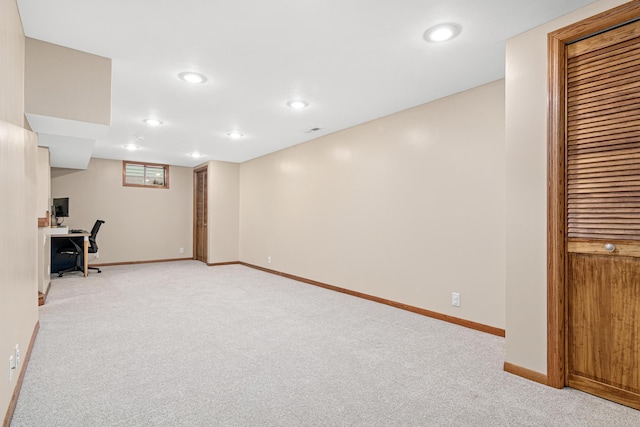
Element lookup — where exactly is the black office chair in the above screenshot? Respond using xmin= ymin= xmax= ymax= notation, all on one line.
xmin=56 ymin=239 xmax=83 ymax=277
xmin=87 ymin=220 xmax=105 ymax=273
xmin=57 ymin=220 xmax=105 ymax=277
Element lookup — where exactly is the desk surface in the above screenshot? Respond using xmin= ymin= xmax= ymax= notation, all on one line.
xmin=51 ymin=232 xmax=90 ymax=238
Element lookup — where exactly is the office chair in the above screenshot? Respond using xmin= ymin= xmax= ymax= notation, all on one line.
xmin=88 ymin=219 xmax=105 ymax=273
xmin=57 ymin=219 xmax=105 ymax=277
xmin=56 ymin=239 xmax=83 ymax=277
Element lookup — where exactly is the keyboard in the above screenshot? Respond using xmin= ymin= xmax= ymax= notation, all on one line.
xmin=69 ymin=229 xmax=87 ymax=234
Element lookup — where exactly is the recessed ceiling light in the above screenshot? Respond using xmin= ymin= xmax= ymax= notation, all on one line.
xmin=227 ymin=131 xmax=244 ymax=139
xmin=287 ymin=100 xmax=309 ymax=109
xmin=178 ymin=72 xmax=207 ymax=84
xmin=124 ymin=144 xmax=139 ymax=151
xmin=143 ymin=118 xmax=163 ymax=126
xmin=423 ymin=23 xmax=461 ymax=43
xmin=190 ymin=152 xmax=202 ymax=158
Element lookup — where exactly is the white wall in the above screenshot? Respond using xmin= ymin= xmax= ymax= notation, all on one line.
xmin=240 ymin=80 xmax=506 ymax=329
xmin=504 ymin=0 xmax=629 ymax=374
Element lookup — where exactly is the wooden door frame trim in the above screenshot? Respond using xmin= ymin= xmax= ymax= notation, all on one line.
xmin=547 ymin=0 xmax=640 ymax=389
xmin=193 ymin=165 xmax=208 ymax=263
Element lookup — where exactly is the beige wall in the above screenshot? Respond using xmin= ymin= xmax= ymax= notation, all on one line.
xmin=36 ymin=147 xmax=50 ymax=217
xmin=206 ymin=161 xmax=240 ymax=264
xmin=51 ymin=158 xmax=194 ymax=264
xmin=0 ymin=0 xmax=39 ymax=419
xmin=25 ymin=38 xmax=112 ymax=125
xmin=37 ymin=147 xmax=51 ymax=293
xmin=240 ymin=80 xmax=506 ymax=329
xmin=0 ymin=0 xmax=25 ymax=127
xmin=504 ymin=0 xmax=629 ymax=375
xmin=37 ymin=227 xmax=50 ymax=294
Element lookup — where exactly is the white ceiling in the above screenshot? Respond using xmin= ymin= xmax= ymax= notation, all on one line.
xmin=17 ymin=0 xmax=595 ymax=168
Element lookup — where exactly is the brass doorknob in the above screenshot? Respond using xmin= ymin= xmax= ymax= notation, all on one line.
xmin=604 ymin=243 xmax=615 ymax=252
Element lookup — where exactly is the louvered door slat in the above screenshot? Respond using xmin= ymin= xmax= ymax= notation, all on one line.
xmin=568 ymin=129 xmax=640 ymax=146
xmin=568 ymin=80 xmax=640 ymax=105
xmin=569 ymin=174 xmax=640 ymax=184
xmin=569 ymin=141 xmax=639 ymax=154
xmin=568 ymin=119 xmax=640 ymax=137
xmin=568 ymin=49 xmax=640 ymax=76
xmin=568 ymin=66 xmax=640 ymax=95
xmin=568 ymin=170 xmax=640 ymax=181
xmin=569 ymin=213 xmax=640 ymax=220
xmin=568 ymin=85 xmax=640 ymax=110
xmin=569 ymin=110 xmax=640 ymax=131
xmin=569 ymin=218 xmax=640 ymax=225
xmin=569 ymin=152 xmax=640 ymax=166
xmin=568 ymin=98 xmax=640 ymax=120
xmin=568 ymin=54 xmax=640 ymax=83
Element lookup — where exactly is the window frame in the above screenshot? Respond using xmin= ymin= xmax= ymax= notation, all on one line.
xmin=122 ymin=160 xmax=170 ymax=189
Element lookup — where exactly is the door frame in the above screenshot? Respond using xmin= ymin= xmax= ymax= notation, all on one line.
xmin=193 ymin=165 xmax=208 ymax=263
xmin=547 ymin=0 xmax=640 ymax=389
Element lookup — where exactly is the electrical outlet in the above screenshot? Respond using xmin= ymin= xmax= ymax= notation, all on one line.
xmin=267 ymin=256 xmax=272 ymax=264
xmin=452 ymin=292 xmax=461 ymax=307
xmin=179 ymin=247 xmax=185 ymax=254
xmin=9 ymin=356 xmax=15 ymax=381
xmin=15 ymin=345 xmax=19 ymax=367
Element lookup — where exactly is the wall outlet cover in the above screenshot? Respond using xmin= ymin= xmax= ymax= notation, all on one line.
xmin=452 ymin=292 xmax=461 ymax=307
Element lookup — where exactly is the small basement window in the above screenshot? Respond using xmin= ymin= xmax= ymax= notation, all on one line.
xmin=123 ymin=161 xmax=170 ymax=189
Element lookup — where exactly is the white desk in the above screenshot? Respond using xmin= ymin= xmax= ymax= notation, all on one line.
xmin=50 ymin=231 xmax=90 ymax=277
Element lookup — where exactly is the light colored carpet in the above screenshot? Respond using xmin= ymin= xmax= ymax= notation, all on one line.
xmin=10 ymin=261 xmax=640 ymax=426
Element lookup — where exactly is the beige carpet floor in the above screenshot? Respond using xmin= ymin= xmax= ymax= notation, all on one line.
xmin=10 ymin=261 xmax=640 ymax=426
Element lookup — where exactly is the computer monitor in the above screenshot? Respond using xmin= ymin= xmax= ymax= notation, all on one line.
xmin=53 ymin=197 xmax=69 ymax=218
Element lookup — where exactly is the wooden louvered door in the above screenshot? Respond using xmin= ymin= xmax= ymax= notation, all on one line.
xmin=566 ymin=20 xmax=640 ymax=409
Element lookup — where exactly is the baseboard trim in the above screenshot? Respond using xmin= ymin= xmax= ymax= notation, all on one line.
xmin=91 ymin=257 xmax=194 ymax=267
xmin=239 ymin=262 xmax=505 ymax=337
xmin=207 ymin=261 xmax=241 ymax=267
xmin=504 ymin=362 xmax=549 ymax=386
xmin=3 ymin=321 xmax=40 ymax=427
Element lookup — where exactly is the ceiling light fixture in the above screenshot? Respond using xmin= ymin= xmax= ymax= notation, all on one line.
xmin=423 ymin=23 xmax=461 ymax=43
xmin=287 ymin=100 xmax=309 ymax=109
xmin=178 ymin=72 xmax=207 ymax=84
xmin=143 ymin=118 xmax=163 ymax=126
xmin=227 ymin=131 xmax=244 ymax=139
xmin=124 ymin=144 xmax=139 ymax=151
xmin=190 ymin=152 xmax=202 ymax=158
